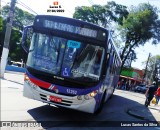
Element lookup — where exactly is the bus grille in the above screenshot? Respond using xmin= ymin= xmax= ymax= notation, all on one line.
xmin=39 ymin=87 xmax=76 ymax=97
xmin=39 ymin=94 xmax=72 ymax=106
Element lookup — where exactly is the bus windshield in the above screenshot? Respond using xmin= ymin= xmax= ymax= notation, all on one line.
xmin=27 ymin=32 xmax=105 ymax=82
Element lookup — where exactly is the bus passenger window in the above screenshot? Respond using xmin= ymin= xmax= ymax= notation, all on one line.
xmin=105 ymin=53 xmax=110 ymax=75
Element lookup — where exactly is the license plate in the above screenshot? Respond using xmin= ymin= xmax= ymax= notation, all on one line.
xmin=49 ymin=96 xmax=62 ymax=103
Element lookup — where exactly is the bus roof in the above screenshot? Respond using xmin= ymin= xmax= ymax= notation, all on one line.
xmin=34 ymin=15 xmax=108 ymax=32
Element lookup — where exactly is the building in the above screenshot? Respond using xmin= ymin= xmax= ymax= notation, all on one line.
xmin=119 ymin=67 xmax=144 ymax=89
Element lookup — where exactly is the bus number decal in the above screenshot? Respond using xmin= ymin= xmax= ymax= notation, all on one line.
xmin=67 ymin=40 xmax=80 ymax=48
xmin=67 ymin=89 xmax=77 ymax=95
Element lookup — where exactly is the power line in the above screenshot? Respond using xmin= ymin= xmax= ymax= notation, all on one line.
xmin=16 ymin=0 xmax=38 ymax=15
xmin=1 ymin=0 xmax=10 ymax=5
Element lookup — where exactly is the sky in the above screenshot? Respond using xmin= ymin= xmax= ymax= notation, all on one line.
xmin=2 ymin=0 xmax=160 ymax=70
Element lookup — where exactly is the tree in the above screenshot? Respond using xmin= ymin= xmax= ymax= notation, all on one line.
xmin=123 ymin=49 xmax=137 ymax=67
xmin=0 ymin=16 xmax=5 ymax=57
xmin=142 ymin=55 xmax=160 ymax=83
xmin=73 ymin=1 xmax=128 ymax=28
xmin=73 ymin=2 xmax=160 ymax=71
xmin=0 ymin=5 xmax=35 ymax=62
xmin=0 ymin=16 xmax=27 ymax=62
xmin=1 ymin=5 xmax=35 ymax=27
xmin=119 ymin=3 xmax=160 ymax=71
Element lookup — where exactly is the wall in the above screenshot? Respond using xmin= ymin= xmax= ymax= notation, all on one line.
xmin=5 ymin=65 xmax=26 ymax=73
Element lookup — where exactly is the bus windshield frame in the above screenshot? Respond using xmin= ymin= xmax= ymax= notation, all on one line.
xmin=27 ymin=31 xmax=106 ymax=83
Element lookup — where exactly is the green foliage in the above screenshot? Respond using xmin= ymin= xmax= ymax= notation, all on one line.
xmin=0 ymin=17 xmax=3 ymax=31
xmin=74 ymin=5 xmax=106 ymax=26
xmin=73 ymin=1 xmax=128 ymax=27
xmin=73 ymin=2 xmax=160 ymax=72
xmin=119 ymin=3 xmax=160 ymax=70
xmin=0 ymin=17 xmax=6 ymax=57
xmin=122 ymin=9 xmax=155 ymax=43
xmin=1 ymin=5 xmax=35 ymax=62
xmin=2 ymin=5 xmax=35 ymax=26
xmin=104 ymin=1 xmax=129 ymax=25
xmin=5 ymin=20 xmax=27 ymax=62
xmin=142 ymin=55 xmax=160 ymax=72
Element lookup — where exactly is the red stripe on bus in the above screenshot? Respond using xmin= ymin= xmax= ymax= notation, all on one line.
xmin=30 ymin=78 xmax=51 ymax=89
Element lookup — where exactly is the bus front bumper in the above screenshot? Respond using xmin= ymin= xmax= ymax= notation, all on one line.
xmin=23 ymin=81 xmax=97 ymax=113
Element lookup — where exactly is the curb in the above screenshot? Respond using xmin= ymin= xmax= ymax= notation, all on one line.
xmin=5 ymin=70 xmax=25 ymax=75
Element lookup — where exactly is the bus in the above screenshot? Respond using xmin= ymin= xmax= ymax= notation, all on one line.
xmin=22 ymin=15 xmax=122 ymax=114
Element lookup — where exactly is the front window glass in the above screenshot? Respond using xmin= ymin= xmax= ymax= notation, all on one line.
xmin=27 ymin=32 xmax=105 ymax=81
xmin=27 ymin=33 xmax=66 ymax=75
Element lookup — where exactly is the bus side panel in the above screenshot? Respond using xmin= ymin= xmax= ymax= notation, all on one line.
xmin=23 ymin=82 xmax=35 ymax=99
xmin=93 ymin=81 xmax=107 ymax=112
xmin=112 ymin=74 xmax=119 ymax=89
xmin=103 ymin=75 xmax=113 ymax=101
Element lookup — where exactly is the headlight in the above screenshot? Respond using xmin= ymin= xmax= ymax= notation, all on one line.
xmin=90 ymin=90 xmax=98 ymax=97
xmin=24 ymin=73 xmax=29 ymax=81
xmin=77 ymin=90 xmax=98 ymax=100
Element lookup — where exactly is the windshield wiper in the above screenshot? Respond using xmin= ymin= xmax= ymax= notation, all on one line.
xmin=74 ymin=76 xmax=98 ymax=82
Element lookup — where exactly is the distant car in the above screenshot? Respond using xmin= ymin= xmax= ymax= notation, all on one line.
xmin=134 ymin=84 xmax=148 ymax=93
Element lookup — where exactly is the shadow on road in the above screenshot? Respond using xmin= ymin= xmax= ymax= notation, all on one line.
xmin=27 ymin=94 xmax=158 ymax=128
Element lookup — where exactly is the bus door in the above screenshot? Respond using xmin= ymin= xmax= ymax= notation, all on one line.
xmin=104 ymin=41 xmax=114 ymax=99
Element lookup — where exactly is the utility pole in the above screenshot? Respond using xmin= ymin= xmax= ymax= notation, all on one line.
xmin=150 ymin=57 xmax=157 ymax=82
xmin=143 ymin=53 xmax=151 ymax=82
xmin=0 ymin=0 xmax=17 ymax=78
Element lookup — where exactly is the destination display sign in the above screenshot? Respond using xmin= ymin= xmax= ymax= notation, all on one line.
xmin=43 ymin=20 xmax=98 ymax=38
xmin=34 ymin=16 xmax=107 ymax=41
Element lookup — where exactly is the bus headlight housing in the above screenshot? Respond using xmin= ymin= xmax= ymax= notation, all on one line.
xmin=77 ymin=90 xmax=98 ymax=100
xmin=25 ymin=76 xmax=38 ymax=90
xmin=24 ymin=73 xmax=29 ymax=81
xmin=84 ymin=95 xmax=89 ymax=100
xmin=90 ymin=90 xmax=97 ymax=97
xmin=77 ymin=95 xmax=82 ymax=100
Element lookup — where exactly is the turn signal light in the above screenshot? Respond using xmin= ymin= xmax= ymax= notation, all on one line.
xmin=24 ymin=73 xmax=29 ymax=81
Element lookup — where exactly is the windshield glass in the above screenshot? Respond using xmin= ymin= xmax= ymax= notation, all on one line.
xmin=27 ymin=32 xmax=105 ymax=81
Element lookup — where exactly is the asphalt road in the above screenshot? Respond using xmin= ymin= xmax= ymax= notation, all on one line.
xmin=1 ymin=72 xmax=160 ymax=130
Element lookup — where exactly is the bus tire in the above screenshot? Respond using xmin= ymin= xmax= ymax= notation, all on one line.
xmin=94 ymin=91 xmax=106 ymax=115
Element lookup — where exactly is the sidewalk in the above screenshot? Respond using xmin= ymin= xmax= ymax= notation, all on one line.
xmin=2 ymin=71 xmax=24 ymax=85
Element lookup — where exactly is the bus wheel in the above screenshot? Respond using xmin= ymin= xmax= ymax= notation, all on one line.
xmin=94 ymin=91 xmax=106 ymax=115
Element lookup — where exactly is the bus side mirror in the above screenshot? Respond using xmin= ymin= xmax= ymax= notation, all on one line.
xmin=22 ymin=26 xmax=33 ymax=53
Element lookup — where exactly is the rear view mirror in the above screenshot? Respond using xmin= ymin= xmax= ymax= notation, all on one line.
xmin=21 ymin=26 xmax=33 ymax=53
